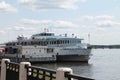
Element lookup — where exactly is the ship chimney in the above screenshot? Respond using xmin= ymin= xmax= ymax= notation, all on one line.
xmin=65 ymin=33 xmax=67 ymax=37
xmin=44 ymin=28 xmax=47 ymax=33
xmin=72 ymin=34 xmax=74 ymax=37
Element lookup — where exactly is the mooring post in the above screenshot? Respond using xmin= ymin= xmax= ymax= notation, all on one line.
xmin=56 ymin=67 xmax=73 ymax=80
xmin=0 ymin=59 xmax=10 ymax=80
xmin=19 ymin=62 xmax=31 ymax=80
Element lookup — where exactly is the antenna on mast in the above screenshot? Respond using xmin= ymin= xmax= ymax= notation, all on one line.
xmin=44 ymin=28 xmax=49 ymax=33
xmin=88 ymin=33 xmax=90 ymax=44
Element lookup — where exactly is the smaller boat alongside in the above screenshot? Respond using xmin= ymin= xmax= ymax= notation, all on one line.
xmin=0 ymin=31 xmax=92 ymax=63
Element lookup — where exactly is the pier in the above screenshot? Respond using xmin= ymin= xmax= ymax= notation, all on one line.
xmin=0 ymin=59 xmax=94 ymax=80
xmin=0 ymin=56 xmax=56 ymax=63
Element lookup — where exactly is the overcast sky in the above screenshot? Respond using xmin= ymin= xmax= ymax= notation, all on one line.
xmin=0 ymin=0 xmax=120 ymax=45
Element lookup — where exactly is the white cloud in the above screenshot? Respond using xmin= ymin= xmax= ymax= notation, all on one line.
xmin=5 ymin=25 xmax=35 ymax=32
xmin=18 ymin=0 xmax=84 ymax=10
xmin=0 ymin=30 xmax=6 ymax=34
xmin=22 ymin=19 xmax=52 ymax=25
xmin=81 ymin=0 xmax=87 ymax=2
xmin=79 ymin=15 xmax=120 ymax=28
xmin=0 ymin=1 xmax=18 ymax=12
xmin=21 ymin=18 xmax=79 ymax=28
xmin=13 ymin=26 xmax=35 ymax=31
xmin=95 ymin=20 xmax=120 ymax=27
xmin=81 ymin=15 xmax=114 ymax=20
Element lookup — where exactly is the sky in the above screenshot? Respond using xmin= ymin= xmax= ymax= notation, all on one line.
xmin=0 ymin=0 xmax=120 ymax=45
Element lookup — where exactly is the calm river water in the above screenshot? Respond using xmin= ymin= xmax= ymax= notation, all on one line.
xmin=34 ymin=49 xmax=120 ymax=80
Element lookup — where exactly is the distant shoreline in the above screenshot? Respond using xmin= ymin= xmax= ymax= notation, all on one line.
xmin=90 ymin=45 xmax=120 ymax=49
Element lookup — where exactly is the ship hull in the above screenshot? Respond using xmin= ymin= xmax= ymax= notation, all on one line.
xmin=56 ymin=49 xmax=91 ymax=62
xmin=2 ymin=45 xmax=91 ymax=63
xmin=56 ymin=55 xmax=89 ymax=62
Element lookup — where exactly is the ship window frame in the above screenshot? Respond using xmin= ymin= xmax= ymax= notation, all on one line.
xmin=78 ymin=40 xmax=81 ymax=43
xmin=68 ymin=40 xmax=69 ymax=44
xmin=24 ymin=42 xmax=27 ymax=45
xmin=47 ymin=48 xmax=54 ymax=53
xmin=38 ymin=41 xmax=41 ymax=45
xmin=39 ymin=50 xmax=41 ymax=52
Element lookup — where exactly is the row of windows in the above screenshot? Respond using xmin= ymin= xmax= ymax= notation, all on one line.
xmin=6 ymin=40 xmax=81 ymax=46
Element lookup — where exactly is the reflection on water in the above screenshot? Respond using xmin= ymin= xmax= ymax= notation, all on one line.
xmin=33 ymin=49 xmax=120 ymax=80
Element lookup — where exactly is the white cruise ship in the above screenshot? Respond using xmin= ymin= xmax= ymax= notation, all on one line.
xmin=3 ymin=31 xmax=91 ymax=62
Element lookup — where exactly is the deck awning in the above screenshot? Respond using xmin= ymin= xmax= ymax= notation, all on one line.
xmin=0 ymin=47 xmax=5 ymax=50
